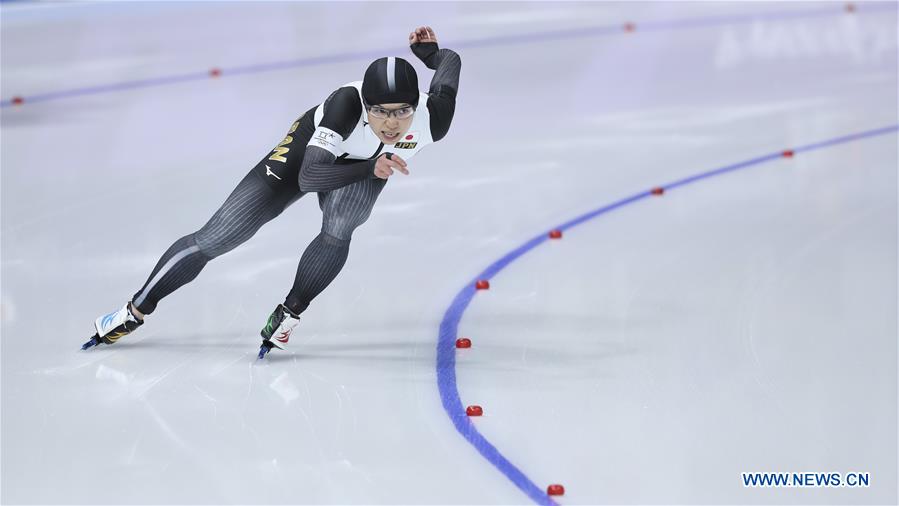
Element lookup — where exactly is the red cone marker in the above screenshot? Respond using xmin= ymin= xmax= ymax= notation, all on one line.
xmin=547 ymin=484 xmax=565 ymax=496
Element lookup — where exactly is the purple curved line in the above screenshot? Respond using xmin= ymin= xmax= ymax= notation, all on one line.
xmin=436 ymin=124 xmax=898 ymax=503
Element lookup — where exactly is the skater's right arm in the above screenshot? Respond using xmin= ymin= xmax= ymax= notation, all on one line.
xmin=298 ymin=87 xmax=370 ymax=192
xmin=298 ymin=88 xmax=405 ymax=191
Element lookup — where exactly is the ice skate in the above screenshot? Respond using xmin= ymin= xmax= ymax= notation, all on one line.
xmin=258 ymin=304 xmax=300 ymax=359
xmin=81 ymin=302 xmax=144 ymax=350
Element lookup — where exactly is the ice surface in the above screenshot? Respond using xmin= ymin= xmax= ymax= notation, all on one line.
xmin=2 ymin=2 xmax=896 ymax=504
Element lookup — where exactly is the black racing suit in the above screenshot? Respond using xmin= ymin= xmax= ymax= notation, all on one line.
xmin=131 ymin=43 xmax=461 ymax=317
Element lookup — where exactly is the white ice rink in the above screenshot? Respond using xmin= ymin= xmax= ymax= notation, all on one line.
xmin=2 ymin=1 xmax=897 ymax=504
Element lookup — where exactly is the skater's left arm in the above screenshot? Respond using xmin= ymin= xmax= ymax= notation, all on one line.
xmin=410 ymin=26 xmax=461 ymax=142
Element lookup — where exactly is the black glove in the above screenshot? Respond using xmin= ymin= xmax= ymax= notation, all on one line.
xmin=410 ymin=42 xmax=440 ymax=70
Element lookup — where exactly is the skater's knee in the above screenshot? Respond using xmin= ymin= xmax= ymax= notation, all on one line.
xmin=322 ymin=214 xmax=370 ymax=241
xmin=318 ymin=231 xmax=351 ymax=247
xmin=163 ymin=233 xmax=209 ymax=261
xmin=322 ymin=219 xmax=353 ymax=241
xmin=183 ymin=231 xmax=210 ymax=257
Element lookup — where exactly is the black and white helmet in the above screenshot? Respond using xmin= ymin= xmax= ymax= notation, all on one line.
xmin=361 ymin=56 xmax=419 ymax=108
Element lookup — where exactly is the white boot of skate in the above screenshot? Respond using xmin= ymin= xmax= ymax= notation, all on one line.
xmin=82 ymin=302 xmax=144 ymax=350
xmin=258 ymin=304 xmax=301 ymax=358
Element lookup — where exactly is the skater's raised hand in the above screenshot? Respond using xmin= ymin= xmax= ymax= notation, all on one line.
xmin=410 ymin=26 xmax=441 ymax=68
xmin=373 ymin=152 xmax=409 ymax=180
xmin=408 ymin=26 xmax=437 ymax=45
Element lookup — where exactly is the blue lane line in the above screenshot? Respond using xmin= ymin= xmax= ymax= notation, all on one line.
xmin=3 ymin=3 xmax=895 ymax=108
xmin=436 ymin=124 xmax=898 ymax=504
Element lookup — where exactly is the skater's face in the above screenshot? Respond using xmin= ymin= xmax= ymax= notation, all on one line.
xmin=367 ymin=103 xmax=414 ymax=144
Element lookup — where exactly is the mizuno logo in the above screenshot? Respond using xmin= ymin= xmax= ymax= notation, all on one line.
xmin=265 ymin=165 xmax=282 ymax=180
xmin=276 ymin=330 xmax=290 ymax=343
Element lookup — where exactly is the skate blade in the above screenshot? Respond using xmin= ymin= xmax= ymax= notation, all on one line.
xmin=81 ymin=334 xmax=102 ymax=350
xmin=257 ymin=341 xmax=274 ymax=359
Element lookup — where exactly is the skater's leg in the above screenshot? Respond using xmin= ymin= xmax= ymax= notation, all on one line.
xmin=283 ymin=177 xmax=387 ymax=315
xmin=132 ymin=170 xmax=302 ymax=315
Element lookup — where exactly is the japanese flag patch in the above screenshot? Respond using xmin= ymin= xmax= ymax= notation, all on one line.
xmin=394 ymin=132 xmax=418 ymax=149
